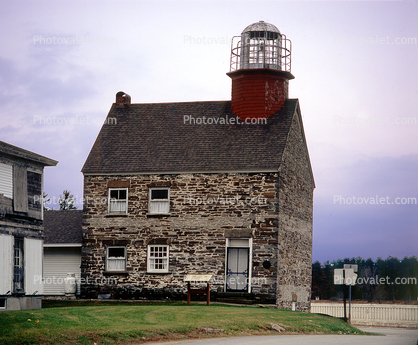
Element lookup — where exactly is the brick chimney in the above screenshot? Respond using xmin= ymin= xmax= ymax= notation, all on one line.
xmin=227 ymin=21 xmax=294 ymax=120
xmin=115 ymin=91 xmax=131 ymax=108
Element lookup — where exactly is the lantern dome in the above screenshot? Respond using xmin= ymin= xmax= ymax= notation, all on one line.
xmin=242 ymin=21 xmax=280 ymax=34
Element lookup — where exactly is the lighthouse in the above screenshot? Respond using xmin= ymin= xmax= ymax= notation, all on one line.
xmin=228 ymin=21 xmax=294 ymax=120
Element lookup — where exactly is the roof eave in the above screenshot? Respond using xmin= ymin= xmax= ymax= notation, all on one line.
xmin=82 ymin=168 xmax=281 ymax=176
xmin=0 ymin=141 xmax=58 ymax=167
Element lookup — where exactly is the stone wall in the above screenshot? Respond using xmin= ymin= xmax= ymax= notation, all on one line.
xmin=81 ymin=172 xmax=281 ymax=301
xmin=276 ymin=106 xmax=314 ymax=312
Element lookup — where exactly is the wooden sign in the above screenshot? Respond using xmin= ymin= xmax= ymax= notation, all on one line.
xmin=184 ymin=274 xmax=212 ymax=282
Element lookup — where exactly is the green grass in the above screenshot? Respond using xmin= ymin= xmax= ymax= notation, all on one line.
xmin=0 ymin=302 xmax=368 ymax=345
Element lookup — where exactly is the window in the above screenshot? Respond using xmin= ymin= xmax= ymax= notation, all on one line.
xmin=147 ymin=245 xmax=169 ymax=273
xmin=108 ymin=188 xmax=128 ymax=213
xmin=149 ymin=188 xmax=170 ymax=214
xmin=106 ymin=246 xmax=127 ymax=272
xmin=14 ymin=238 xmax=24 ymax=293
xmin=0 ymin=162 xmax=13 ymax=199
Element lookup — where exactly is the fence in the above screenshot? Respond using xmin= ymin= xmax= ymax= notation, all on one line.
xmin=311 ymin=302 xmax=418 ymax=328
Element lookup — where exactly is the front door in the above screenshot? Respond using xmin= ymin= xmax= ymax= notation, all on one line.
xmin=226 ymin=247 xmax=249 ymax=291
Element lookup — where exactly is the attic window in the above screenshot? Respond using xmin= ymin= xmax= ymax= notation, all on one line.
xmin=108 ymin=188 xmax=128 ymax=213
xmin=149 ymin=188 xmax=170 ymax=214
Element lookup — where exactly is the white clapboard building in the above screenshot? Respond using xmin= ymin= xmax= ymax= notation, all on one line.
xmin=0 ymin=141 xmax=57 ymax=311
xmin=43 ymin=210 xmax=83 ymax=296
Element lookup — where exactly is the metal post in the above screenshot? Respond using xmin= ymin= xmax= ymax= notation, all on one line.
xmin=343 ymin=269 xmax=347 ymax=322
xmin=187 ymin=282 xmax=191 ymax=306
xmin=349 ymin=284 xmax=352 ymax=323
xmin=206 ymin=283 xmax=210 ymax=306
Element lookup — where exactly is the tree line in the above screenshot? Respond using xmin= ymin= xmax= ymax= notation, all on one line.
xmin=312 ymin=257 xmax=418 ymax=302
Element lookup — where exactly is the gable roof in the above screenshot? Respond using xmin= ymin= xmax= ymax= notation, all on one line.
xmin=43 ymin=210 xmax=83 ymax=244
xmin=0 ymin=141 xmax=58 ymax=167
xmin=82 ymin=99 xmax=299 ymax=174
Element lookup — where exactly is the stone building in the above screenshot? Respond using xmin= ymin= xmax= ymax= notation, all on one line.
xmin=0 ymin=141 xmax=57 ymax=311
xmin=81 ymin=21 xmax=315 ymax=311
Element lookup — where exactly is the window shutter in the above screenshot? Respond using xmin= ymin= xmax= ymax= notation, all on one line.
xmin=13 ymin=165 xmax=28 ymax=213
xmin=0 ymin=163 xmax=13 ymax=199
xmin=24 ymin=238 xmax=43 ymax=295
xmin=0 ymin=234 xmax=13 ymax=294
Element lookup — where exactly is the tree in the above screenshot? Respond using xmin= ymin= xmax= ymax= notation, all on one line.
xmin=58 ymin=190 xmax=77 ymax=210
xmin=43 ymin=192 xmax=52 ymax=210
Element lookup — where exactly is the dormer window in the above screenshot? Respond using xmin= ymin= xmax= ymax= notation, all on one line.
xmin=149 ymin=188 xmax=169 ymax=214
xmin=108 ymin=188 xmax=128 ymax=213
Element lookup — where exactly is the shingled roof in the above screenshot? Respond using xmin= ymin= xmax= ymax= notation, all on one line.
xmin=44 ymin=210 xmax=83 ymax=244
xmin=82 ymin=99 xmax=300 ymax=174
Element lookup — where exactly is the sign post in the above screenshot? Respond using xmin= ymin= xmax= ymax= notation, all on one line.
xmin=184 ymin=274 xmax=213 ymax=306
xmin=334 ymin=266 xmax=357 ymax=323
xmin=344 ymin=264 xmax=358 ymax=323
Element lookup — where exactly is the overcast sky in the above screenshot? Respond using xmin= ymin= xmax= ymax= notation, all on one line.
xmin=1 ymin=1 xmax=417 ymax=264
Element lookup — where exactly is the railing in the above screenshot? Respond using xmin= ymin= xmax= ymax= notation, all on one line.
xmin=229 ymin=34 xmax=291 ymax=73
xmin=311 ymin=302 xmax=418 ymax=328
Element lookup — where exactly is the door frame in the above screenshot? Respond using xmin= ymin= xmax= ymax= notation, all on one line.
xmin=225 ymin=238 xmax=252 ymax=293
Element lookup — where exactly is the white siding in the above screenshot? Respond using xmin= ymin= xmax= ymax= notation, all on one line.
xmin=24 ymin=238 xmax=43 ymax=295
xmin=43 ymin=247 xmax=81 ymax=295
xmin=0 ymin=163 xmax=13 ymax=199
xmin=0 ymin=234 xmax=13 ymax=294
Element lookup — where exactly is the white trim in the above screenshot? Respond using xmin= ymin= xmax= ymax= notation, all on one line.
xmin=106 ymin=246 xmax=127 ymax=272
xmin=108 ymin=187 xmax=128 ymax=214
xmin=43 ymin=243 xmax=82 ymax=248
xmin=148 ymin=187 xmax=170 ymax=214
xmin=83 ymin=168 xmax=279 ymax=176
xmin=147 ymin=244 xmax=169 ymax=273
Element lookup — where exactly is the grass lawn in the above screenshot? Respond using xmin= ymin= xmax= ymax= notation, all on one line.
xmin=0 ymin=301 xmax=368 ymax=345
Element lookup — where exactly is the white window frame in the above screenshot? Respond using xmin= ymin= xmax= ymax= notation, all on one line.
xmin=108 ymin=188 xmax=128 ymax=214
xmin=147 ymin=245 xmax=169 ymax=273
xmin=106 ymin=246 xmax=127 ymax=272
xmin=148 ymin=187 xmax=170 ymax=214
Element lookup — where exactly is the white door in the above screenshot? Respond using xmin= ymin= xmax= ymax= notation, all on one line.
xmin=226 ymin=247 xmax=250 ymax=291
xmin=225 ymin=238 xmax=252 ymax=292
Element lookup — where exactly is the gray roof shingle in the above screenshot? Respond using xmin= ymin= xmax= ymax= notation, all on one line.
xmin=82 ymin=99 xmax=299 ymax=174
xmin=43 ymin=210 xmax=83 ymax=244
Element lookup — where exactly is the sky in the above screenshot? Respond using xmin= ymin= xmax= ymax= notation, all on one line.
xmin=1 ymin=0 xmax=417 ymax=264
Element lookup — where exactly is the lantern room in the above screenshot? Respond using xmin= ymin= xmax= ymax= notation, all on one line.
xmin=228 ymin=21 xmax=294 ymax=120
xmin=230 ymin=20 xmax=292 ymax=73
